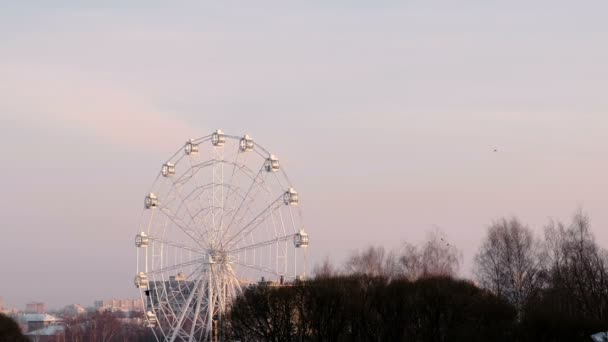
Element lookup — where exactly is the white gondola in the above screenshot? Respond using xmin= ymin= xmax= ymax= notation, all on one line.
xmin=161 ymin=162 xmax=175 ymax=177
xmin=135 ymin=272 xmax=149 ymax=289
xmin=265 ymin=155 xmax=280 ymax=172
xmin=144 ymin=193 xmax=158 ymax=209
xmin=293 ymin=229 xmax=309 ymax=248
xmin=283 ymin=187 xmax=299 ymax=206
xmin=145 ymin=311 xmax=157 ymax=328
xmin=239 ymin=134 xmax=254 ymax=152
xmin=185 ymin=139 xmax=199 ymax=155
xmin=135 ymin=232 xmax=149 ymax=247
xmin=212 ymin=129 xmax=226 ymax=147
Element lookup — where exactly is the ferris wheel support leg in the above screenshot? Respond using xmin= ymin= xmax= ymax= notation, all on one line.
xmin=169 ymin=274 xmax=203 ymax=342
xmin=207 ymin=265 xmax=214 ymax=341
xmin=188 ymin=272 xmax=207 ymax=342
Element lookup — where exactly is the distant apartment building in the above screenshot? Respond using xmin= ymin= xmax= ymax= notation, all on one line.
xmin=25 ymin=302 xmax=46 ymax=314
xmin=62 ymin=303 xmax=87 ymax=316
xmin=0 ymin=296 xmax=4 ymax=311
xmin=94 ymin=298 xmax=143 ymax=312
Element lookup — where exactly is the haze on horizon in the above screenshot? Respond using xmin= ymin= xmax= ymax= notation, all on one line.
xmin=1 ymin=1 xmax=607 ymax=310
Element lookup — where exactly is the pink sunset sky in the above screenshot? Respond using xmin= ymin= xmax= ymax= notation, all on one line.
xmin=1 ymin=1 xmax=607 ymax=309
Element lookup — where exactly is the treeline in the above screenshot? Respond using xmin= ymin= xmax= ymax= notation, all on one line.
xmin=0 ymin=313 xmax=27 ymax=342
xmin=476 ymin=211 xmax=608 ymax=340
xmin=0 ymin=311 xmax=155 ymax=342
xmin=227 ymin=211 xmax=608 ymax=341
xmin=229 ymin=275 xmax=515 ymax=342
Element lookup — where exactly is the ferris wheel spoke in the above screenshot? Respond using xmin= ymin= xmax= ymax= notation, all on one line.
xmin=222 ymin=164 xmax=266 ymax=238
xmin=172 ymin=160 xmax=214 ymax=186
xmin=186 ymin=154 xmax=217 ymax=243
xmin=271 ymin=169 xmax=288 ymax=193
xmin=176 ymin=178 xmax=242 ymax=242
xmin=148 ymin=236 xmax=207 ymax=255
xmin=227 ymin=234 xmax=296 ymax=255
xmin=225 ymin=171 xmax=275 ymax=235
xmin=204 ymin=143 xmax=225 ymax=243
xmin=143 ymin=257 xmax=207 ymax=276
xmin=231 ymin=198 xmax=286 ymax=247
xmin=226 ymin=209 xmax=279 ymax=251
xmin=219 ymin=177 xmax=271 ymax=243
xmin=158 ymin=208 xmax=206 ymax=249
xmin=169 ymin=175 xmax=201 ymax=212
xmin=177 ymin=182 xmax=226 ymax=234
xmin=180 ymin=160 xmax=256 ymax=193
xmin=223 ymin=194 xmax=284 ymax=247
xmin=225 ymin=162 xmax=270 ymax=215
xmin=218 ymin=153 xmax=243 ymax=237
xmin=165 ymin=178 xmax=205 ymax=236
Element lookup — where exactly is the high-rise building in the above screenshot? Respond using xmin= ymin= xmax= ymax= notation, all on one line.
xmin=25 ymin=302 xmax=46 ymax=314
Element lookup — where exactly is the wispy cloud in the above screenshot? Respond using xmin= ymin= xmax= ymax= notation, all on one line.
xmin=1 ymin=62 xmax=202 ymax=152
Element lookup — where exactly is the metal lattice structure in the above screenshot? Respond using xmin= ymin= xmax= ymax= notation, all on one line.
xmin=135 ymin=130 xmax=308 ymax=341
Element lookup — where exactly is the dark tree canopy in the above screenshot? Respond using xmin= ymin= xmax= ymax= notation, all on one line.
xmin=228 ymin=275 xmax=516 ymax=342
xmin=0 ymin=313 xmax=27 ymax=342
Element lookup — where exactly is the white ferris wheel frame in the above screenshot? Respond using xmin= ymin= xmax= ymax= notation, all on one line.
xmin=134 ymin=130 xmax=309 ymax=342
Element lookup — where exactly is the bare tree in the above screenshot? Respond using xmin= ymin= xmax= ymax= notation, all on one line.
xmin=543 ymin=211 xmax=608 ymax=319
xmin=388 ymin=230 xmax=461 ymax=280
xmin=344 ymin=246 xmax=387 ymax=277
xmin=385 ymin=243 xmax=422 ymax=280
xmin=474 ymin=217 xmax=544 ymax=312
xmin=345 ymin=230 xmax=461 ymax=280
xmin=420 ymin=229 xmax=461 ymax=277
xmin=312 ymin=256 xmax=338 ymax=279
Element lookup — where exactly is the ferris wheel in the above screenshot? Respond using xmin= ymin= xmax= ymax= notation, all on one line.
xmin=134 ymin=130 xmax=309 ymax=342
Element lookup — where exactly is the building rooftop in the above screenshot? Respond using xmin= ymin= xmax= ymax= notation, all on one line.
xmin=23 ymin=314 xmax=61 ymax=322
xmin=25 ymin=325 xmax=65 ymax=336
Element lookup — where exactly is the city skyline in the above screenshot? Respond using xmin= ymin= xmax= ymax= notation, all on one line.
xmin=2 ymin=1 xmax=608 ymax=309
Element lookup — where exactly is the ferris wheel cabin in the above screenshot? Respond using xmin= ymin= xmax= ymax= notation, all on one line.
xmin=161 ymin=162 xmax=175 ymax=177
xmin=145 ymin=311 xmax=157 ymax=328
xmin=134 ymin=272 xmax=149 ymax=289
xmin=184 ymin=139 xmax=199 ymax=155
xmin=265 ymin=155 xmax=280 ymax=172
xmin=284 ymin=187 xmax=299 ymax=206
xmin=240 ymin=134 xmax=254 ymax=152
xmin=294 ymin=229 xmax=309 ymax=248
xmin=144 ymin=193 xmax=158 ymax=209
xmin=212 ymin=129 xmax=226 ymax=147
xmin=135 ymin=232 xmax=149 ymax=247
